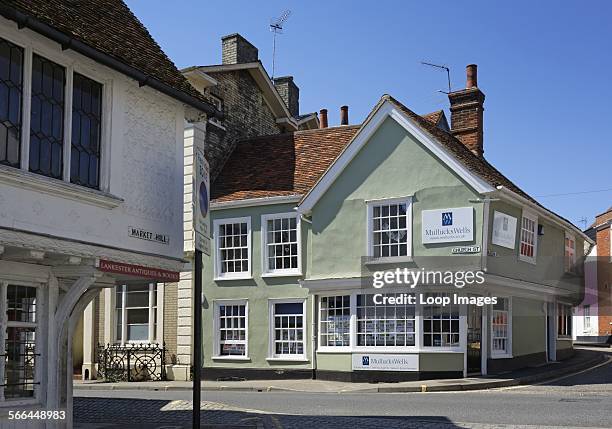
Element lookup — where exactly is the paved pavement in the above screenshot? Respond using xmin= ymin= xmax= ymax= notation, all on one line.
xmin=74 ymin=348 xmax=612 ymax=429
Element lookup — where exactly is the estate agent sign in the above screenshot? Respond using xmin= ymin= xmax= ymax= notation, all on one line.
xmin=352 ymin=354 xmax=418 ymax=371
xmin=422 ymin=207 xmax=474 ymax=244
xmin=491 ymin=211 xmax=517 ymax=249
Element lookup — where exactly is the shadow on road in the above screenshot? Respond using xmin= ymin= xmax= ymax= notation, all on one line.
xmin=74 ymin=397 xmax=463 ymax=429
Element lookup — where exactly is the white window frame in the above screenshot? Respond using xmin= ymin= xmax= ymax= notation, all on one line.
xmin=0 ymin=26 xmax=112 ymax=193
xmin=420 ymin=293 xmax=462 ymax=350
xmin=317 ymin=289 xmax=465 ymax=353
xmin=0 ymin=280 xmax=42 ymax=405
xmin=564 ymin=232 xmax=576 ymax=274
xmin=213 ymin=216 xmax=252 ymax=280
xmin=557 ymin=303 xmax=572 ymax=339
xmin=114 ymin=283 xmax=159 ymax=345
xmin=518 ymin=210 xmax=538 ymax=264
xmin=261 ymin=212 xmax=301 ymax=276
xmin=490 ymin=297 xmax=512 ymax=358
xmin=583 ymin=304 xmax=591 ymax=331
xmin=267 ymin=298 xmax=307 ymax=361
xmin=212 ymin=299 xmax=249 ymax=360
xmin=366 ymin=196 xmax=413 ymax=263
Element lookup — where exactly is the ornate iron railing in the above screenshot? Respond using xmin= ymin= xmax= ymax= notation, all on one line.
xmin=96 ymin=343 xmax=166 ymax=382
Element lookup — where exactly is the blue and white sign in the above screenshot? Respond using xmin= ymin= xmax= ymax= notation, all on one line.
xmin=352 ymin=353 xmax=418 ymax=371
xmin=422 ymin=207 xmax=474 ymax=244
xmin=194 ymin=147 xmax=211 ymax=255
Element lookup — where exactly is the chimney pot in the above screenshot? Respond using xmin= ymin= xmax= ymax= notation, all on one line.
xmin=466 ymin=64 xmax=478 ymax=88
xmin=340 ymin=105 xmax=349 ymax=125
xmin=319 ymin=109 xmax=328 ymax=129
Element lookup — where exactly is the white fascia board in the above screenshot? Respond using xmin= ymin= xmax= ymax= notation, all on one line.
xmin=211 ymin=195 xmax=302 ymax=210
xmin=299 ymin=277 xmax=363 ymax=292
xmin=489 ymin=186 xmax=593 ymax=244
xmin=298 ymin=100 xmax=495 ymax=214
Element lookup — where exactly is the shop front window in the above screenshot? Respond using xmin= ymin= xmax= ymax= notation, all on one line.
xmin=356 ymin=293 xmax=415 ymax=347
xmin=319 ymin=295 xmax=350 ymax=347
xmin=422 ymin=294 xmax=460 ymax=347
xmin=491 ymin=298 xmax=511 ymax=356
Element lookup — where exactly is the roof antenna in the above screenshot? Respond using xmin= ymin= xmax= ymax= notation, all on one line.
xmin=270 ymin=9 xmax=292 ymax=80
xmin=578 ymin=216 xmax=588 ymax=230
xmin=421 ymin=61 xmax=451 ymax=94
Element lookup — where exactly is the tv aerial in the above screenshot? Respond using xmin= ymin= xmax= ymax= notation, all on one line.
xmin=270 ymin=9 xmax=292 ymax=79
xmin=421 ymin=61 xmax=451 ymax=94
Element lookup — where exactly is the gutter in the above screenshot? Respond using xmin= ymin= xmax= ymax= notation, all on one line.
xmin=0 ymin=5 xmax=222 ymax=120
xmin=490 ymin=186 xmax=593 ymax=244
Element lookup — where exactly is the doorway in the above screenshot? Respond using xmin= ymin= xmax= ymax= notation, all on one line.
xmin=467 ymin=305 xmax=482 ymax=374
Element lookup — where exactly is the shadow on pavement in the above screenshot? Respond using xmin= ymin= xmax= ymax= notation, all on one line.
xmin=74 ymin=397 xmax=464 ymax=429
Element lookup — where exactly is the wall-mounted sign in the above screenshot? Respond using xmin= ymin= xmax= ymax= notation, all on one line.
xmin=352 ymin=353 xmax=418 ymax=371
xmin=193 ymin=147 xmax=211 ymax=255
xmin=451 ymin=245 xmax=481 ymax=254
xmin=98 ymin=259 xmax=180 ymax=282
xmin=128 ymin=226 xmax=169 ymax=245
xmin=422 ymin=207 xmax=474 ymax=244
xmin=491 ymin=211 xmax=517 ymax=249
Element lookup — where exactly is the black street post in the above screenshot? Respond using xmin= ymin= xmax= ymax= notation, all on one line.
xmin=193 ymin=247 xmax=202 ymax=428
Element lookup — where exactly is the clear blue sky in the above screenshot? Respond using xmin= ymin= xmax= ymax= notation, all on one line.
xmin=126 ymin=0 xmax=611 ymax=228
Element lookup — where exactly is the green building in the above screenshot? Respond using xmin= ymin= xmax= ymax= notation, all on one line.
xmin=202 ymin=67 xmax=590 ymax=381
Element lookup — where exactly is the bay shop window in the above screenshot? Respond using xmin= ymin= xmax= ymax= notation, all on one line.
xmin=319 ymin=293 xmax=469 ymax=351
xmin=0 ymin=35 xmax=105 ymax=189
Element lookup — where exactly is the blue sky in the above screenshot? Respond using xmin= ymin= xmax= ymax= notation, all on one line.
xmin=126 ymin=0 xmax=611 ymax=228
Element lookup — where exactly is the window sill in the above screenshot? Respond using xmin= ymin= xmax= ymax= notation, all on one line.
xmin=364 ymin=256 xmax=413 ymax=265
xmin=557 ymin=336 xmax=572 ymax=341
xmin=266 ymin=357 xmax=309 ymax=362
xmin=211 ymin=356 xmax=251 ymax=361
xmin=214 ymin=276 xmax=253 ymax=281
xmin=491 ymin=353 xmax=513 ymax=359
xmin=518 ymin=255 xmax=537 ymax=265
xmin=0 ymin=165 xmax=123 ymax=209
xmin=261 ymin=271 xmax=302 ymax=278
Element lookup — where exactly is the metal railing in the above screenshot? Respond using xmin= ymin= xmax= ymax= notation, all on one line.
xmin=96 ymin=342 xmax=166 ymax=382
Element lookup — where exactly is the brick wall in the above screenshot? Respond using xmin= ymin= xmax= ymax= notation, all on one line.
xmin=202 ymin=69 xmax=283 ymax=179
xmin=595 ymin=210 xmax=612 ymax=336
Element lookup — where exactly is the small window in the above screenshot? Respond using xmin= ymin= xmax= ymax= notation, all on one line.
xmin=115 ymin=283 xmax=157 ymax=343
xmin=422 ymin=294 xmax=460 ymax=347
xmin=319 ymin=295 xmax=351 ymax=347
xmin=29 ymin=54 xmax=65 ymax=179
xmin=214 ymin=217 xmax=251 ymax=279
xmin=270 ymin=301 xmax=305 ymax=358
xmin=215 ymin=301 xmax=247 ymax=357
xmin=71 ymin=72 xmax=102 ymax=189
xmin=262 ymin=213 xmax=300 ymax=275
xmin=368 ymin=198 xmax=412 ymax=259
xmin=4 ymin=285 xmax=38 ymax=400
xmin=491 ymin=298 xmax=511 ymax=356
xmin=557 ymin=304 xmax=572 ymax=337
xmin=0 ymin=37 xmax=24 ymax=168
xmin=356 ymin=293 xmax=415 ymax=347
xmin=519 ymin=212 xmax=537 ymax=263
xmin=564 ymin=233 xmax=576 ymax=273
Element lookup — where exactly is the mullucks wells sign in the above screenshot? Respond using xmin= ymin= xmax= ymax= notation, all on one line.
xmin=421 ymin=207 xmax=474 ymax=244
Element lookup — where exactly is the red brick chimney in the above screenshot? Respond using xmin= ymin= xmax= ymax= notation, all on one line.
xmin=319 ymin=109 xmax=328 ymax=129
xmin=340 ymin=105 xmax=349 ymax=125
xmin=448 ymin=64 xmax=485 ymax=157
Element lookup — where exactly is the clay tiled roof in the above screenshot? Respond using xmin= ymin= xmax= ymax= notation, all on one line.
xmin=422 ymin=110 xmax=444 ymax=125
xmin=0 ymin=0 xmax=212 ymax=111
xmin=212 ymin=126 xmax=360 ymax=202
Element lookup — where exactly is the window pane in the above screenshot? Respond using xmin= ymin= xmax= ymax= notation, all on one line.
xmin=29 ymin=54 xmax=65 ymax=179
xmin=71 ymin=73 xmax=102 ymax=188
xmin=0 ymin=37 xmax=23 ymax=167
xmin=127 ymin=324 xmax=148 ymax=341
xmin=126 ymin=290 xmax=149 ymax=308
xmin=4 ymin=327 xmax=36 ymax=399
xmin=6 ymin=285 xmax=37 ymax=323
xmin=126 ymin=308 xmax=149 ymax=324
